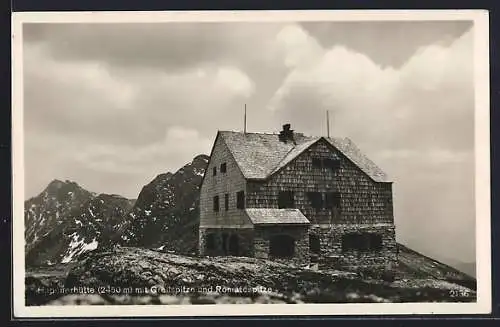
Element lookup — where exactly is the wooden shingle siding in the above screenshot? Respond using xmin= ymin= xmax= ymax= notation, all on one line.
xmin=199 ymin=129 xmax=396 ymax=270
xmin=199 ymin=136 xmax=251 ymax=228
xmin=246 ymin=139 xmax=393 ymax=225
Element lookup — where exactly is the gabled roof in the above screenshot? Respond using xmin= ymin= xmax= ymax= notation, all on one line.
xmin=219 ymin=131 xmax=390 ymax=183
xmin=245 ymin=208 xmax=310 ymax=225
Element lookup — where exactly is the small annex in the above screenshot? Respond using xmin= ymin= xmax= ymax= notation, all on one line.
xmin=199 ymin=124 xmax=397 ymax=271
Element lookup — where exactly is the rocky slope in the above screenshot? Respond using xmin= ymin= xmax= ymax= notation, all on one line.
xmin=25 ymin=180 xmax=135 ymax=266
xmin=25 ymin=245 xmax=476 ymax=305
xmin=121 ymin=154 xmax=209 ymax=254
xmin=25 ymin=154 xmax=209 ymax=266
xmin=25 ymin=180 xmax=94 ymax=254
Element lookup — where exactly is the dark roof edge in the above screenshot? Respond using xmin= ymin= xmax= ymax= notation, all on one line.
xmin=321 ymin=137 xmax=392 ymax=184
xmin=198 ymin=130 xmax=220 ymax=191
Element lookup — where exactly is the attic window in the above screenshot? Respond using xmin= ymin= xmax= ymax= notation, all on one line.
xmin=220 ymin=163 xmax=227 ymax=173
xmin=213 ymin=167 xmax=217 ymax=176
xmin=324 ymin=158 xmax=340 ymax=171
xmin=236 ymin=191 xmax=245 ymax=209
xmin=213 ymin=195 xmax=219 ymax=212
xmin=278 ymin=191 xmax=295 ymax=209
xmin=325 ymin=192 xmax=341 ymax=209
xmin=341 ymin=233 xmax=383 ymax=252
xmin=307 ymin=192 xmax=323 ymax=209
xmin=312 ymin=157 xmax=322 ymax=169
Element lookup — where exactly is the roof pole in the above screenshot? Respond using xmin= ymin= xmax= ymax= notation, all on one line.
xmin=244 ymin=104 xmax=247 ymax=134
xmin=326 ymin=110 xmax=330 ymax=138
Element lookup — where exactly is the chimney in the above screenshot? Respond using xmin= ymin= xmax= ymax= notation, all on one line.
xmin=279 ymin=123 xmax=295 ymax=143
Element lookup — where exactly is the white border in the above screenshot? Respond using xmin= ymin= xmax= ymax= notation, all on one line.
xmin=11 ymin=10 xmax=491 ymax=318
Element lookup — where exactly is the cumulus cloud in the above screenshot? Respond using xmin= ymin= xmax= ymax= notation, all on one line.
xmin=74 ymin=126 xmax=212 ymax=174
xmin=268 ymin=24 xmax=475 ymax=262
xmin=22 ymin=21 xmax=477 ymax=264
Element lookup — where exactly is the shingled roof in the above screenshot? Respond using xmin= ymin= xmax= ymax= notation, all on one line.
xmin=245 ymin=208 xmax=310 ymax=225
xmin=219 ymin=130 xmax=390 ymax=183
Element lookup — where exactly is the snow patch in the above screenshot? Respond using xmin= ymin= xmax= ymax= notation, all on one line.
xmin=89 ymin=208 xmax=95 ymax=217
xmin=145 ymin=210 xmax=151 ymax=216
xmin=61 ymin=233 xmax=99 ymax=263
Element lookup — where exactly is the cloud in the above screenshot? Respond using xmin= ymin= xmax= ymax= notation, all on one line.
xmin=23 ymin=23 xmax=288 ymax=73
xmin=24 ymin=42 xmax=255 ymax=147
xmin=22 ymin=21 xmax=477 ymax=263
xmin=74 ymin=126 xmax=212 ymax=174
xmin=269 ymin=25 xmax=475 ymax=262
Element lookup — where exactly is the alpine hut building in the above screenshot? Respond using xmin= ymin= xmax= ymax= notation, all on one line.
xmin=198 ymin=124 xmax=397 ymax=272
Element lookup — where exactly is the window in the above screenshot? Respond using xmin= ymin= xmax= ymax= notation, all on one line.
xmin=236 ymin=191 xmax=245 ymax=209
xmin=278 ymin=191 xmax=295 ymax=208
xmin=205 ymin=233 xmax=216 ymax=250
xmin=309 ymin=234 xmax=321 ymax=254
xmin=312 ymin=157 xmax=322 ymax=169
xmin=220 ymin=163 xmax=227 ymax=173
xmin=341 ymin=233 xmax=383 ymax=252
xmin=324 ymin=158 xmax=340 ymax=171
xmin=307 ymin=192 xmax=323 ymax=209
xmin=213 ymin=195 xmax=219 ymax=212
xmin=213 ymin=167 xmax=217 ymax=176
xmin=325 ymin=192 xmax=341 ymax=209
xmin=224 ymin=193 xmax=229 ymax=211
xmin=270 ymin=234 xmax=295 ymax=258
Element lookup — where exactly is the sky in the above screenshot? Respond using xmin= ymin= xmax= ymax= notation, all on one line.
xmin=22 ymin=20 xmax=475 ymax=264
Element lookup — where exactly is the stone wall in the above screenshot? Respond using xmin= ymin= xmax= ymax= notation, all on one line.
xmin=246 ymin=139 xmax=394 ymax=225
xmin=199 ymin=134 xmax=251 ymax=229
xmin=253 ymin=225 xmax=310 ymax=265
xmin=310 ymin=223 xmax=397 ymax=271
xmin=199 ymin=227 xmax=254 ymax=257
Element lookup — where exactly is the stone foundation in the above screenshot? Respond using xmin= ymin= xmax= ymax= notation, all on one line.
xmin=199 ymin=227 xmax=254 ymax=257
xmin=310 ymin=223 xmax=397 ymax=272
xmin=254 ymin=225 xmax=310 ymax=265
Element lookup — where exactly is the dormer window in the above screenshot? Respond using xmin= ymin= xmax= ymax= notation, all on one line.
xmin=312 ymin=157 xmax=340 ymax=171
xmin=324 ymin=158 xmax=340 ymax=171
xmin=312 ymin=157 xmax=322 ymax=169
xmin=220 ymin=162 xmax=227 ymax=173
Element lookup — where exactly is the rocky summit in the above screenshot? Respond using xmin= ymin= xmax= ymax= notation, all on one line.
xmin=24 ymin=155 xmax=209 ymax=266
xmin=24 ymin=154 xmax=478 ymax=306
xmin=26 ymin=245 xmax=476 ymax=305
xmin=25 ymin=180 xmax=135 ymax=266
xmin=121 ymin=154 xmax=209 ymax=254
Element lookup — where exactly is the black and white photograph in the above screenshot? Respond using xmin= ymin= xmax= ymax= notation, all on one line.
xmin=12 ymin=10 xmax=491 ymax=317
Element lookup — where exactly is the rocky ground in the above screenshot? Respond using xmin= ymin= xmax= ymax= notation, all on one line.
xmin=26 ymin=245 xmax=476 ymax=305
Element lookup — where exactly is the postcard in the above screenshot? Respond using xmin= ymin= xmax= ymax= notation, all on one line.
xmin=11 ymin=9 xmax=491 ymax=317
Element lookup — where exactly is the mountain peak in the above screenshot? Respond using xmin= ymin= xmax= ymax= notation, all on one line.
xmin=192 ymin=154 xmax=209 ymax=165
xmin=42 ymin=179 xmax=84 ymax=196
xmin=47 ymin=179 xmax=65 ymax=189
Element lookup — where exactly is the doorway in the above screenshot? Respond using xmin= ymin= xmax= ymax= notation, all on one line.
xmin=269 ymin=234 xmax=295 ymax=258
